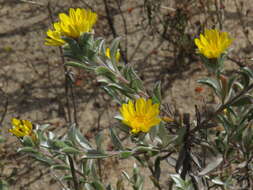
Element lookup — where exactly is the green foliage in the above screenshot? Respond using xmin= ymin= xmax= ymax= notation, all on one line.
xmin=9 ymin=11 xmax=253 ymax=190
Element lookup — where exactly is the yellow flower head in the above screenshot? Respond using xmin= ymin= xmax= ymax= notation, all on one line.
xmin=9 ymin=118 xmax=33 ymax=138
xmin=45 ymin=23 xmax=66 ymax=46
xmin=45 ymin=8 xmax=97 ymax=46
xmin=106 ymin=48 xmax=120 ymax=62
xmin=194 ymin=29 xmax=233 ymax=59
xmin=120 ymin=98 xmax=161 ymax=134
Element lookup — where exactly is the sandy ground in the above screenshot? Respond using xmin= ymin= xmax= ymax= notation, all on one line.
xmin=0 ymin=0 xmax=253 ymax=189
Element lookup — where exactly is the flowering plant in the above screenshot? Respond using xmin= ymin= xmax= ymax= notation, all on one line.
xmin=6 ymin=7 xmax=253 ymax=190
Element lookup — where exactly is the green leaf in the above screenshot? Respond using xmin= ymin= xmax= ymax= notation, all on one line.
xmin=65 ymin=61 xmax=94 ymax=70
xmin=22 ymin=136 xmax=35 ymax=147
xmin=95 ymin=66 xmax=116 ymax=82
xmin=61 ymin=175 xmax=73 ymax=181
xmin=50 ymin=140 xmax=68 ymax=149
xmin=51 ymin=164 xmax=70 ymax=170
xmin=154 ymin=157 xmax=161 ymax=180
xmin=110 ymin=37 xmax=121 ymax=65
xmin=69 ymin=126 xmax=92 ymax=150
xmin=116 ymin=124 xmax=130 ymax=134
xmin=91 ymin=181 xmax=106 ymax=190
xmin=241 ymin=67 xmax=253 ymax=79
xmin=82 ymin=150 xmax=109 ymax=159
xmin=120 ymin=151 xmax=132 ymax=159
xmin=239 ymin=69 xmax=250 ymax=89
xmin=79 ymin=33 xmax=93 ymax=47
xmin=63 ymin=37 xmax=82 ymax=57
xmin=198 ymin=155 xmax=223 ymax=176
xmin=122 ymin=171 xmax=130 ymax=181
xmin=109 ymin=128 xmax=124 ymax=150
xmin=128 ymin=67 xmax=143 ymax=90
xmin=60 ymin=147 xmax=80 ymax=154
xmin=152 ymin=82 xmax=162 ymax=104
xmin=226 ymin=76 xmax=237 ymax=100
xmin=17 ymin=147 xmax=38 ymax=154
xmin=102 ymin=86 xmax=122 ymax=104
xmin=231 ymin=95 xmax=253 ymax=107
xmin=170 ymin=174 xmax=194 ymax=190
xmin=211 ymin=178 xmax=225 ymax=185
xmin=198 ymin=78 xmax=221 ymax=97
xmin=158 ymin=124 xmax=173 ymax=147
xmin=32 ymin=154 xmax=54 ymax=165
xmin=132 ymin=146 xmax=159 ymax=154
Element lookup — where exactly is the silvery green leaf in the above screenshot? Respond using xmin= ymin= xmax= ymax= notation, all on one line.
xmin=109 ymin=128 xmax=124 ymax=150
xmin=82 ymin=150 xmax=109 ymax=159
xmin=116 ymin=124 xmax=130 ymax=134
xmin=79 ymin=33 xmax=93 ymax=47
xmin=239 ymin=69 xmax=250 ymax=89
xmin=18 ymin=147 xmax=38 ymax=154
xmin=211 ymin=178 xmax=225 ymax=185
xmin=48 ymin=131 xmax=55 ymax=140
xmin=152 ymin=81 xmax=162 ymax=104
xmin=102 ymin=87 xmax=122 ymax=104
xmin=32 ymin=154 xmax=54 ymax=165
xmin=149 ymin=125 xmax=158 ymax=142
xmin=154 ymin=157 xmax=161 ymax=180
xmin=110 ymin=37 xmax=121 ymax=65
xmin=94 ymin=38 xmax=105 ymax=53
xmin=122 ymin=171 xmax=130 ymax=181
xmin=227 ymin=76 xmax=237 ymax=100
xmin=241 ymin=66 xmax=253 ymax=78
xmin=197 ymin=78 xmax=221 ymax=97
xmin=82 ymin=159 xmax=94 ymax=176
xmin=133 ymin=146 xmax=158 ymax=154
xmin=61 ymin=175 xmax=73 ymax=181
xmin=95 ymin=66 xmax=116 ymax=82
xmin=22 ymin=136 xmax=35 ymax=147
xmin=51 ymin=164 xmax=70 ymax=170
xmin=69 ymin=126 xmax=92 ymax=150
xmin=35 ymin=124 xmax=50 ymax=131
xmin=60 ymin=147 xmax=80 ymax=154
xmin=114 ymin=115 xmax=123 ymax=121
xmin=231 ymin=95 xmax=253 ymax=107
xmin=50 ymin=140 xmax=68 ymax=149
xmin=166 ymin=157 xmax=177 ymax=167
xmin=158 ymin=124 xmax=172 ymax=147
xmin=198 ymin=155 xmax=223 ymax=176
xmin=170 ymin=174 xmax=194 ymax=190
xmin=65 ymin=61 xmax=94 ymax=70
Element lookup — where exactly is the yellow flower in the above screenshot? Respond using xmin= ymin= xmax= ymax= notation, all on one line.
xmin=45 ymin=8 xmax=97 ymax=46
xmin=120 ymin=98 xmax=161 ymax=134
xmin=45 ymin=23 xmax=66 ymax=46
xmin=106 ymin=48 xmax=120 ymax=62
xmin=9 ymin=118 xmax=33 ymax=138
xmin=59 ymin=8 xmax=97 ymax=38
xmin=194 ymin=29 xmax=233 ymax=59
